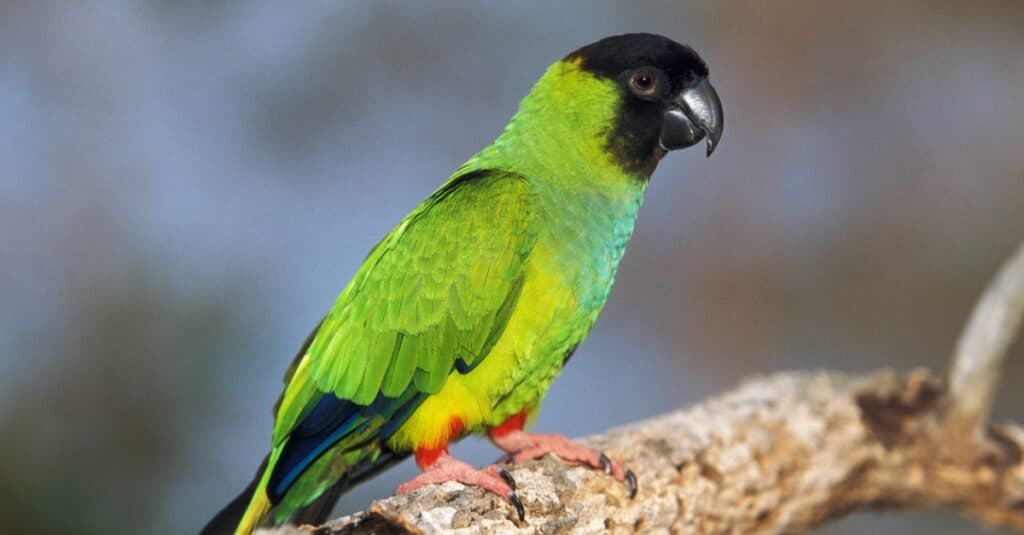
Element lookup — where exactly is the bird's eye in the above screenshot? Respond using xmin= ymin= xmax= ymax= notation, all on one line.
xmin=629 ymin=68 xmax=658 ymax=97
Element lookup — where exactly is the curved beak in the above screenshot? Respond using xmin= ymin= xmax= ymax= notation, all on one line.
xmin=659 ymin=78 xmax=724 ymax=157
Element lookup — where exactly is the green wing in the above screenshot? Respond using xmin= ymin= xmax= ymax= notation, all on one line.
xmin=273 ymin=170 xmax=535 ymax=444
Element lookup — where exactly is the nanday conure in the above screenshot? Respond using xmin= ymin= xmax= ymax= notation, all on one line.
xmin=202 ymin=33 xmax=723 ymax=535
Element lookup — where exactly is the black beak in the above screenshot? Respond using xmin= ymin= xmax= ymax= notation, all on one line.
xmin=659 ymin=78 xmax=723 ymax=157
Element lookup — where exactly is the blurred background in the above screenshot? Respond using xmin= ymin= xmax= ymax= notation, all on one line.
xmin=2 ymin=1 xmax=1023 ymax=533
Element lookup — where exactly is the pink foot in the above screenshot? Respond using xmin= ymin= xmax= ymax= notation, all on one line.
xmin=490 ymin=430 xmax=638 ymax=498
xmin=396 ymin=454 xmax=525 ymax=520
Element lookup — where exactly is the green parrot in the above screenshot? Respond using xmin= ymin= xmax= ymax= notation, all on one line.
xmin=201 ymin=33 xmax=722 ymax=535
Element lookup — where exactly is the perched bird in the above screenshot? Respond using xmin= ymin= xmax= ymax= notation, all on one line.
xmin=202 ymin=33 xmax=722 ymax=535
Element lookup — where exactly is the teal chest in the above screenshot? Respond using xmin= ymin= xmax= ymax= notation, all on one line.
xmin=488 ymin=186 xmax=645 ymax=414
xmin=541 ymin=185 xmax=645 ymax=314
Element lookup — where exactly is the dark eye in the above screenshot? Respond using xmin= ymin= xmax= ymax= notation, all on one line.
xmin=629 ymin=68 xmax=658 ymax=97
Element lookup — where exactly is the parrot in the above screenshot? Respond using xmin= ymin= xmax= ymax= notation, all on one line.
xmin=201 ymin=33 xmax=723 ymax=535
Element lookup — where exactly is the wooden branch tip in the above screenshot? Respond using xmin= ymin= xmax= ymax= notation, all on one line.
xmin=947 ymin=241 xmax=1024 ymax=433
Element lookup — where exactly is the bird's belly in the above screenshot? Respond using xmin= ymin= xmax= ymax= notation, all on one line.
xmin=387 ymin=244 xmax=610 ymax=452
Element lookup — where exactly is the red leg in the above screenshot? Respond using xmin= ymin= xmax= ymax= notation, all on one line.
xmin=488 ymin=410 xmax=638 ymax=498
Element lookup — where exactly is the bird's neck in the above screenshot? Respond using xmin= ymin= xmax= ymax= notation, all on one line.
xmin=461 ymin=59 xmax=653 ymax=199
xmin=454 ymin=59 xmax=652 ymax=277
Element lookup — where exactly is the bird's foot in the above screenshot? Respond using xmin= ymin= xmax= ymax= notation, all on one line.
xmin=491 ymin=431 xmax=637 ymax=498
xmin=396 ymin=454 xmax=525 ymax=520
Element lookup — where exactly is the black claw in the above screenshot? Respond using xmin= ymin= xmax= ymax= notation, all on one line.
xmin=509 ymin=491 xmax=526 ymax=521
xmin=598 ymin=452 xmax=612 ymax=475
xmin=497 ymin=466 xmax=516 ymax=490
xmin=625 ymin=469 xmax=638 ymax=499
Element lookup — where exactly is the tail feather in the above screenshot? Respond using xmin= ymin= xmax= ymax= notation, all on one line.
xmin=200 ymin=447 xmax=410 ymax=535
xmin=286 ymin=447 xmax=409 ymax=525
xmin=285 ymin=480 xmax=345 ymax=527
xmin=234 ymin=491 xmax=272 ymax=535
xmin=198 ymin=456 xmax=267 ymax=535
xmin=204 ymin=386 xmax=424 ymax=533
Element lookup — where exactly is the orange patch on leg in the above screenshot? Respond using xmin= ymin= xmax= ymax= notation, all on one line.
xmin=414 ymin=417 xmax=465 ymax=469
xmin=414 ymin=444 xmax=447 ymax=469
xmin=448 ymin=417 xmax=464 ymax=438
xmin=488 ymin=410 xmax=528 ymax=439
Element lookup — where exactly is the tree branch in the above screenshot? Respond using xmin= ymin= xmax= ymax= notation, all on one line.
xmin=258 ymin=241 xmax=1024 ymax=534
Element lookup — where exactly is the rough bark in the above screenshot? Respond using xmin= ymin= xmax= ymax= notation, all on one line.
xmin=258 ymin=243 xmax=1024 ymax=535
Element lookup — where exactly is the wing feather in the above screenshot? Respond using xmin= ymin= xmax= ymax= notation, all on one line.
xmin=272 ymin=170 xmax=534 ymax=443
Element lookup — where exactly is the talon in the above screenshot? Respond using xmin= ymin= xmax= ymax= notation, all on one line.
xmin=509 ymin=491 xmax=526 ymax=521
xmin=598 ymin=452 xmax=612 ymax=475
xmin=497 ymin=466 xmax=516 ymax=490
xmin=625 ymin=469 xmax=638 ymax=499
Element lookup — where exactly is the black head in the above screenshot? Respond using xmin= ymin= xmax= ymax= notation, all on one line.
xmin=568 ymin=33 xmax=723 ymax=174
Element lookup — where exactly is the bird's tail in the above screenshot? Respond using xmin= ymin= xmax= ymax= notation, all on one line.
xmin=199 ymin=444 xmax=409 ymax=535
xmin=236 ymin=446 xmax=286 ymax=535
xmin=233 ymin=492 xmax=271 ymax=535
xmin=198 ymin=456 xmax=268 ymax=535
xmin=202 ymin=369 xmax=423 ymax=534
xmin=203 ymin=445 xmax=282 ymax=535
